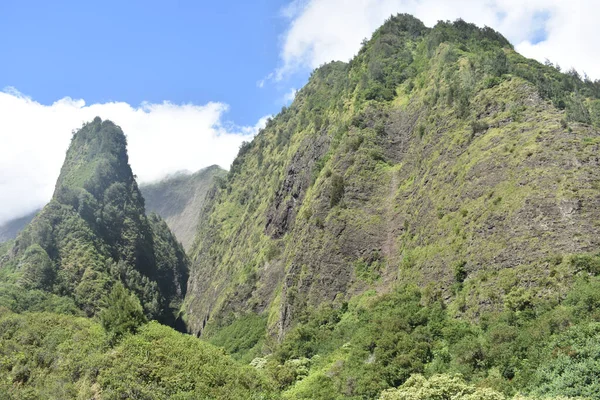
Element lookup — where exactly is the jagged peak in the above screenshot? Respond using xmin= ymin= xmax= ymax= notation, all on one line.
xmin=54 ymin=117 xmax=135 ymax=202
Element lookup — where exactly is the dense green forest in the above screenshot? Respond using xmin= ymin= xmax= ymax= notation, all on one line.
xmin=2 ymin=14 xmax=600 ymax=399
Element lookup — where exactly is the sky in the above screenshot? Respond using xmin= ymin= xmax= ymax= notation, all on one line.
xmin=0 ymin=0 xmax=598 ymax=225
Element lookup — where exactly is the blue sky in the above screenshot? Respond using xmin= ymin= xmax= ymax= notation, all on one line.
xmin=0 ymin=0 xmax=307 ymax=126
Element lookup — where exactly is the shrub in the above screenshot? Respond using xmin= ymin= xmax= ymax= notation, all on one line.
xmin=99 ymin=282 xmax=147 ymax=344
xmin=454 ymin=261 xmax=468 ymax=283
xmin=471 ymin=120 xmax=489 ymax=135
xmin=570 ymin=254 xmax=600 ymax=275
xmin=330 ymin=174 xmax=345 ymax=207
xmin=379 ymin=374 xmax=505 ymax=400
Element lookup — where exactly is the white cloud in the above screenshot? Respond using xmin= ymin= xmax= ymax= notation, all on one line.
xmin=0 ymin=89 xmax=263 ymax=225
xmin=283 ymin=88 xmax=298 ymax=104
xmin=277 ymin=0 xmax=600 ymax=80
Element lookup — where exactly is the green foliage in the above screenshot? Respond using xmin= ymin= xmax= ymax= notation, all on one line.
xmin=271 ymin=286 xmax=445 ymax=397
xmin=206 ymin=313 xmax=268 ymax=363
xmin=0 ymin=310 xmax=275 ymax=399
xmin=0 ymin=241 xmax=10 ymax=257
xmin=1 ymin=117 xmax=189 ymax=324
xmin=454 ymin=261 xmax=468 ymax=284
xmin=380 ymin=374 xmax=505 ymax=400
xmin=471 ymin=120 xmax=489 ymax=135
xmin=99 ymin=282 xmax=147 ymax=344
xmin=532 ymin=323 xmax=600 ymax=398
xmin=17 ymin=244 xmax=55 ymax=290
xmin=0 ymin=282 xmax=81 ymax=315
xmin=261 ymin=273 xmax=600 ymax=399
xmin=99 ymin=321 xmax=275 ymax=399
xmin=354 ymin=257 xmax=383 ymax=283
xmin=4 ymin=12 xmax=600 ymax=400
xmin=179 ymin=13 xmax=600 ymax=400
xmin=570 ymin=253 xmax=600 ymax=275
xmin=330 ymin=174 xmax=345 ymax=207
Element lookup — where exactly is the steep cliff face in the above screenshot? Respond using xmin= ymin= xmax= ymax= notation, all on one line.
xmin=185 ymin=15 xmax=600 ymax=338
xmin=2 ymin=118 xmax=188 ymax=324
xmin=140 ymin=165 xmax=226 ymax=250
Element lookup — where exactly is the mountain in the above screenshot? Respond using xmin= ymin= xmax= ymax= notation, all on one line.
xmin=0 ymin=209 xmax=39 ymax=243
xmin=0 ymin=117 xmax=188 ymax=325
xmin=183 ymin=15 xmax=600 ymax=398
xmin=2 ymin=14 xmax=600 ymax=400
xmin=0 ymin=118 xmax=276 ymax=399
xmin=140 ymin=165 xmax=226 ymax=250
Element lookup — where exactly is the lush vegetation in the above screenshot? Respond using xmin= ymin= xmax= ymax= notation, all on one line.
xmin=0 ymin=309 xmax=275 ymax=399
xmin=1 ymin=118 xmax=188 ymax=325
xmin=3 ymin=14 xmax=600 ymax=399
xmin=379 ymin=374 xmax=573 ymax=400
xmin=184 ymin=13 xmax=600 ymax=400
xmin=196 ymin=255 xmax=600 ymax=399
xmin=269 ymin=268 xmax=600 ymax=398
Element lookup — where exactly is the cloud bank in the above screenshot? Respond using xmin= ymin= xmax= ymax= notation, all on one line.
xmin=277 ymin=0 xmax=600 ymax=80
xmin=0 ymin=89 xmax=265 ymax=225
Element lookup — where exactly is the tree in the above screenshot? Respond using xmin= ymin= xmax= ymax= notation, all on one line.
xmin=379 ymin=374 xmax=505 ymax=400
xmin=330 ymin=174 xmax=345 ymax=207
xmin=99 ymin=282 xmax=147 ymax=344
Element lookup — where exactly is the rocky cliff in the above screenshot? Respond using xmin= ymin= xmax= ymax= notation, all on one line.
xmin=141 ymin=165 xmax=226 ymax=250
xmin=184 ymin=15 xmax=600 ymax=339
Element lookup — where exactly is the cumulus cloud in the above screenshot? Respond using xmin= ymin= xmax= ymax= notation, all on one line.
xmin=276 ymin=0 xmax=600 ymax=80
xmin=0 ymin=89 xmax=265 ymax=225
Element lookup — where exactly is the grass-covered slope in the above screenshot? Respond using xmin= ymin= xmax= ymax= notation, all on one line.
xmin=183 ymin=14 xmax=600 ymax=398
xmin=0 ymin=118 xmax=188 ymax=325
xmin=141 ymin=165 xmax=227 ymax=250
xmin=0 ymin=309 xmax=275 ymax=399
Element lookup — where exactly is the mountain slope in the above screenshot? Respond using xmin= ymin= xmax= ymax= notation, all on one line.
xmin=0 ymin=209 xmax=39 ymax=243
xmin=1 ymin=117 xmax=188 ymax=325
xmin=186 ymin=15 xmax=600 ymax=335
xmin=183 ymin=14 xmax=600 ymax=396
xmin=140 ymin=165 xmax=226 ymax=250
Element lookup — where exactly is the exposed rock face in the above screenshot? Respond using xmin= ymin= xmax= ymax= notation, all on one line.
xmin=141 ymin=165 xmax=226 ymax=250
xmin=265 ymin=133 xmax=330 ymax=239
xmin=184 ymin=15 xmax=600 ymax=338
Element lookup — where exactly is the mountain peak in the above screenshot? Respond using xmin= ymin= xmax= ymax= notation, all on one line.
xmin=54 ymin=117 xmax=133 ymax=203
xmin=4 ymin=118 xmax=187 ymax=323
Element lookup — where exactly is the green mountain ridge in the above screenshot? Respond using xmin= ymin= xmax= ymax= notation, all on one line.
xmin=182 ymin=14 xmax=600 ymax=398
xmin=1 ymin=117 xmax=188 ymax=324
xmin=140 ymin=165 xmax=227 ymax=250
xmin=185 ymin=14 xmax=600 ymax=336
xmin=0 ymin=166 xmax=225 ymax=248
xmin=2 ymin=13 xmax=600 ymax=400
xmin=0 ymin=119 xmax=277 ymax=399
